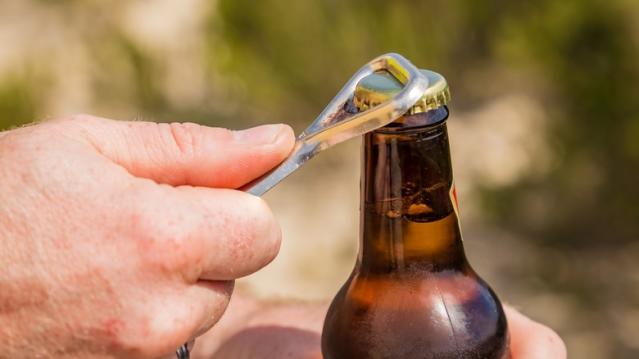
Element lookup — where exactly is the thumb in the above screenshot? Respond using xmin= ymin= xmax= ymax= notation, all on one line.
xmin=64 ymin=114 xmax=295 ymax=188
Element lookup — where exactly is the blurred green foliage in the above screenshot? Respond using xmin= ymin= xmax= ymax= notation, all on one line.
xmin=0 ymin=75 xmax=38 ymax=130
xmin=492 ymin=0 xmax=639 ymax=245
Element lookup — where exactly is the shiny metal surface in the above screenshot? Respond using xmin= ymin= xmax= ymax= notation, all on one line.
xmin=243 ymin=53 xmax=429 ymax=196
xmin=176 ymin=342 xmax=189 ymax=359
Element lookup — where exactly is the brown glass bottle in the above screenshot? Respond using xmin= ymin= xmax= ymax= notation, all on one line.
xmin=321 ymin=104 xmax=510 ymax=359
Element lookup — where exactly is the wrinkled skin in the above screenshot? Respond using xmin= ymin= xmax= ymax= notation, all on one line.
xmin=0 ymin=115 xmax=294 ymax=358
xmin=0 ymin=115 xmax=566 ymax=359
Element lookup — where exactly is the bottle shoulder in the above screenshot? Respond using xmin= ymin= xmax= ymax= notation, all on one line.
xmin=344 ymin=268 xmax=501 ymax=309
xmin=323 ymin=268 xmax=509 ymax=359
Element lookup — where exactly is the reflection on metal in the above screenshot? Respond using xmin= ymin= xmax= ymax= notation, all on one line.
xmin=243 ymin=53 xmax=430 ymax=196
xmin=176 ymin=342 xmax=189 ymax=359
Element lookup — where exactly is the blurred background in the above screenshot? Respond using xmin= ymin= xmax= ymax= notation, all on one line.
xmin=1 ymin=0 xmax=638 ymax=357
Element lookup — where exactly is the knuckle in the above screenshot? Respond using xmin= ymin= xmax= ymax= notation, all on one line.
xmin=54 ymin=113 xmax=102 ymax=131
xmin=125 ymin=197 xmax=192 ymax=273
xmin=91 ymin=310 xmax=163 ymax=358
xmin=0 ymin=123 xmax=51 ymax=155
xmin=0 ymin=128 xmax=26 ymax=153
xmin=46 ymin=114 xmax=107 ymax=144
xmin=161 ymin=122 xmax=202 ymax=159
xmin=119 ymin=311 xmax=181 ymax=358
xmin=67 ymin=113 xmax=97 ymax=124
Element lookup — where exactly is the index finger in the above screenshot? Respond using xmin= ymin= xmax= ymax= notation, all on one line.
xmin=126 ymin=183 xmax=281 ymax=282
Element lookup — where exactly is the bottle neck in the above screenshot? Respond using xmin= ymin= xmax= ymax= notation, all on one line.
xmin=358 ymin=107 xmax=467 ymax=273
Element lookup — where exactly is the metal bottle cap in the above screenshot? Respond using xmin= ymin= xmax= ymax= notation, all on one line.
xmin=354 ymin=69 xmax=450 ymax=115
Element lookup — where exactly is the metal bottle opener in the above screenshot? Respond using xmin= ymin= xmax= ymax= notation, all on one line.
xmin=243 ymin=52 xmax=430 ymax=196
xmin=176 ymin=52 xmax=428 ymax=359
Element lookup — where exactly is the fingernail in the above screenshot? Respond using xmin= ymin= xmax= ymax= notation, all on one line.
xmin=233 ymin=124 xmax=286 ymax=145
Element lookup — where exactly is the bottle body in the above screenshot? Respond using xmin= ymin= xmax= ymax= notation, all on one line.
xmin=322 ymin=107 xmax=509 ymax=359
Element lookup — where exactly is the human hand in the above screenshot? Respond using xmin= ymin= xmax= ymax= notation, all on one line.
xmin=192 ymin=297 xmax=566 ymax=359
xmin=504 ymin=305 xmax=567 ymax=359
xmin=0 ymin=115 xmax=294 ymax=358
